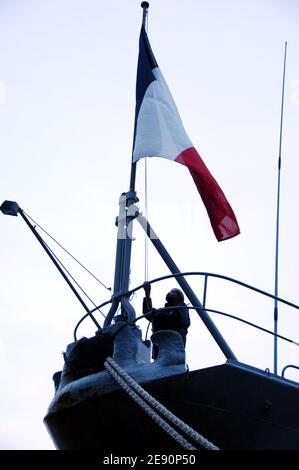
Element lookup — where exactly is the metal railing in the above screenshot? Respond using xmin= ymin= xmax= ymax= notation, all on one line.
xmin=73 ymin=271 xmax=299 ymax=377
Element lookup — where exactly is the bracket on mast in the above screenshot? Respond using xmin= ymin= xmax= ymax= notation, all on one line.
xmin=104 ymin=191 xmax=140 ymax=327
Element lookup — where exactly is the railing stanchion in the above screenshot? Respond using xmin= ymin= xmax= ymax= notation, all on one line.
xmin=203 ymin=275 xmax=208 ymax=309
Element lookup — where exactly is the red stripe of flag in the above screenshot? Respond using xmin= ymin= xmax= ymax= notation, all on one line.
xmin=176 ymin=148 xmax=240 ymax=241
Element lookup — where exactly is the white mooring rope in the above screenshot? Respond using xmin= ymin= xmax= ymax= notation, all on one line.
xmin=104 ymin=357 xmax=219 ymax=450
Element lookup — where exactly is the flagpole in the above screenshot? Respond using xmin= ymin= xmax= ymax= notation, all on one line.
xmin=141 ymin=1 xmax=149 ymax=26
xmin=108 ymin=2 xmax=150 ymax=324
xmin=130 ymin=1 xmax=150 ymax=191
xmin=274 ymin=41 xmax=287 ymax=375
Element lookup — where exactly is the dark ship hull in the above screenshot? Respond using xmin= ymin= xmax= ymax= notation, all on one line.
xmin=44 ymin=328 xmax=299 ymax=450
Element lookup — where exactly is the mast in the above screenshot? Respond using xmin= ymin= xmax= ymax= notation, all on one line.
xmin=273 ymin=41 xmax=287 ymax=375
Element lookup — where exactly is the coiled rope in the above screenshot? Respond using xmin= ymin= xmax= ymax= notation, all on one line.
xmin=104 ymin=357 xmax=219 ymax=450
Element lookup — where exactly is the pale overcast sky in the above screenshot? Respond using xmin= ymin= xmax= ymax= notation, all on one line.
xmin=0 ymin=0 xmax=299 ymax=449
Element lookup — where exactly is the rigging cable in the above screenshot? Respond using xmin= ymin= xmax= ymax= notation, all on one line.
xmin=41 ymin=236 xmax=106 ymax=321
xmin=145 ymin=316 xmax=151 ymax=341
xmin=23 ymin=211 xmax=111 ymax=292
xmin=144 ymin=157 xmax=149 ymax=282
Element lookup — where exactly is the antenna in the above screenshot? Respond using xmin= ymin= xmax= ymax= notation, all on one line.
xmin=274 ymin=41 xmax=287 ymax=375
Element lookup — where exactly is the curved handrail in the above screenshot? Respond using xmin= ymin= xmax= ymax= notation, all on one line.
xmin=281 ymin=364 xmax=299 ymax=378
xmin=134 ymin=307 xmax=299 ymax=348
xmin=74 ymin=272 xmax=299 ymax=343
xmin=74 ymin=298 xmax=111 ymax=340
xmin=89 ymin=272 xmax=299 ymax=314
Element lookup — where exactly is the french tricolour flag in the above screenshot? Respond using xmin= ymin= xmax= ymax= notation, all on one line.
xmin=132 ymin=26 xmax=240 ymax=242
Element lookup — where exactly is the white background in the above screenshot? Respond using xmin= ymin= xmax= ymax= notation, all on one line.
xmin=0 ymin=0 xmax=299 ymax=449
